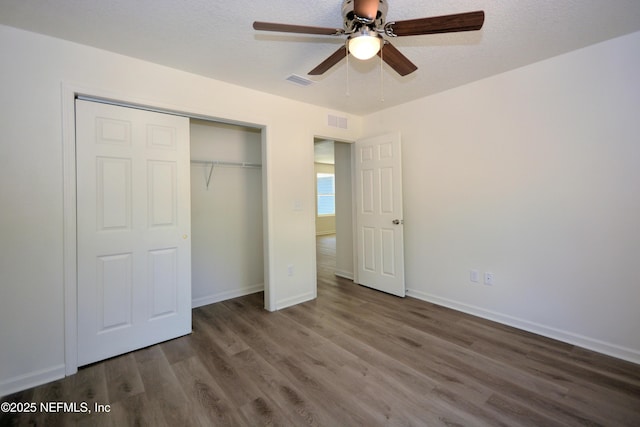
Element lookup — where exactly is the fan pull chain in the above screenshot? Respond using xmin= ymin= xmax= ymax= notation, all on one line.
xmin=380 ymin=43 xmax=385 ymax=102
xmin=345 ymin=40 xmax=350 ymax=97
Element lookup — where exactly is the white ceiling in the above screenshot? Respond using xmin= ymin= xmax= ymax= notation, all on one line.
xmin=1 ymin=0 xmax=639 ymax=115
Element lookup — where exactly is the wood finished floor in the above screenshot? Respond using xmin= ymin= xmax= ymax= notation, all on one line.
xmin=2 ymin=234 xmax=640 ymax=426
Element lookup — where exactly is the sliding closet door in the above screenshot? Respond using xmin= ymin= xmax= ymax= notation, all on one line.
xmin=76 ymin=99 xmax=191 ymax=366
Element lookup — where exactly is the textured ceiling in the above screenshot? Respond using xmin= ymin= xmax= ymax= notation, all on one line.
xmin=1 ymin=0 xmax=640 ymax=115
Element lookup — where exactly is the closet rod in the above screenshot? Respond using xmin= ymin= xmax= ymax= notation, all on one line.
xmin=191 ymin=160 xmax=261 ymax=190
xmin=191 ymin=160 xmax=262 ymax=168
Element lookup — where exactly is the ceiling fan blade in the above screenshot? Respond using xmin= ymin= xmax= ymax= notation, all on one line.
xmin=353 ymin=0 xmax=379 ymax=22
xmin=308 ymin=45 xmax=348 ymax=75
xmin=378 ymin=42 xmax=417 ymax=76
xmin=388 ymin=10 xmax=485 ymax=37
xmin=253 ymin=21 xmax=343 ymax=36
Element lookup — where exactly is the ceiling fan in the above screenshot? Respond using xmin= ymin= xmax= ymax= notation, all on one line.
xmin=253 ymin=0 xmax=485 ymax=76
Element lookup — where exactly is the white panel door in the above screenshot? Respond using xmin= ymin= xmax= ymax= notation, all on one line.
xmin=355 ymin=132 xmax=405 ymax=296
xmin=76 ymin=99 xmax=191 ymax=366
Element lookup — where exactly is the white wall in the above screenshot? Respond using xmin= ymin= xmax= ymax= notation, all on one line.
xmin=314 ymin=163 xmax=336 ymax=235
xmin=190 ymin=120 xmax=264 ymax=307
xmin=363 ymin=31 xmax=640 ymax=363
xmin=0 ymin=24 xmax=362 ymax=396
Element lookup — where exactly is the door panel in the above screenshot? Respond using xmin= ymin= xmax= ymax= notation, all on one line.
xmin=148 ymin=248 xmax=178 ymax=318
xmin=381 ymin=229 xmax=396 ymax=276
xmin=355 ymin=132 xmax=405 ymax=297
xmin=363 ymin=226 xmax=376 ymax=272
xmin=76 ymin=99 xmax=191 ymax=366
xmin=361 ymin=169 xmax=374 ymax=213
xmin=97 ymin=157 xmax=132 ymax=230
xmin=98 ymin=253 xmax=133 ymax=331
xmin=148 ymin=160 xmax=177 ymax=227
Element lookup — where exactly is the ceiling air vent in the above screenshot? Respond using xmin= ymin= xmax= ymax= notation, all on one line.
xmin=285 ymin=74 xmax=314 ymax=87
xmin=328 ymin=114 xmax=348 ymax=129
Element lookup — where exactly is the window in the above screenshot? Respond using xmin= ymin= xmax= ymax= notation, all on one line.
xmin=317 ymin=173 xmax=335 ymax=215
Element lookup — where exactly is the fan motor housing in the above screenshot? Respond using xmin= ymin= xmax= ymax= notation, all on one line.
xmin=342 ymin=0 xmax=388 ymax=31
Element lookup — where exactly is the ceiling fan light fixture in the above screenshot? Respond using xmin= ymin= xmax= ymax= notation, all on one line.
xmin=254 ymin=4 xmax=485 ymax=77
xmin=348 ymin=30 xmax=381 ymax=60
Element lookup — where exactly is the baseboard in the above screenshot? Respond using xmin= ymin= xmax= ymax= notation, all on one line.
xmin=0 ymin=364 xmax=65 ymax=398
xmin=334 ymin=269 xmax=354 ymax=280
xmin=407 ymin=288 xmax=640 ymax=365
xmin=315 ymin=230 xmax=336 ymax=236
xmin=275 ymin=291 xmax=316 ymax=311
xmin=192 ymin=283 xmax=264 ymax=308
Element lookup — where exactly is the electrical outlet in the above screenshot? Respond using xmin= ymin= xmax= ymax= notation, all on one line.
xmin=287 ymin=264 xmax=294 ymax=277
xmin=470 ymin=269 xmax=480 ymax=283
xmin=484 ymin=272 xmax=494 ymax=286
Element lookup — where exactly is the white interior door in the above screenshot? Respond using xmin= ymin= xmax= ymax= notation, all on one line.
xmin=76 ymin=99 xmax=191 ymax=366
xmin=355 ymin=132 xmax=405 ymax=297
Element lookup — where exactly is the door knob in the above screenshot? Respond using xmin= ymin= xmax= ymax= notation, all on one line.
xmin=392 ymin=219 xmax=403 ymax=225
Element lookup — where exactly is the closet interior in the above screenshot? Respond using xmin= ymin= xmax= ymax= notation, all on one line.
xmin=190 ymin=119 xmax=264 ymax=307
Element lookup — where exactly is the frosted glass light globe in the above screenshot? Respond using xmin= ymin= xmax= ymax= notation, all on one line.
xmin=349 ymin=34 xmax=381 ymax=60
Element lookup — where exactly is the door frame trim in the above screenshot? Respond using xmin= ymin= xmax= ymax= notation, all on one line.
xmin=62 ymin=82 xmax=274 ymax=375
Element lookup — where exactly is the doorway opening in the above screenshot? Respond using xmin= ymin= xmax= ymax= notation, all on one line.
xmin=314 ymin=132 xmax=406 ymax=299
xmin=314 ymin=138 xmax=354 ymax=281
